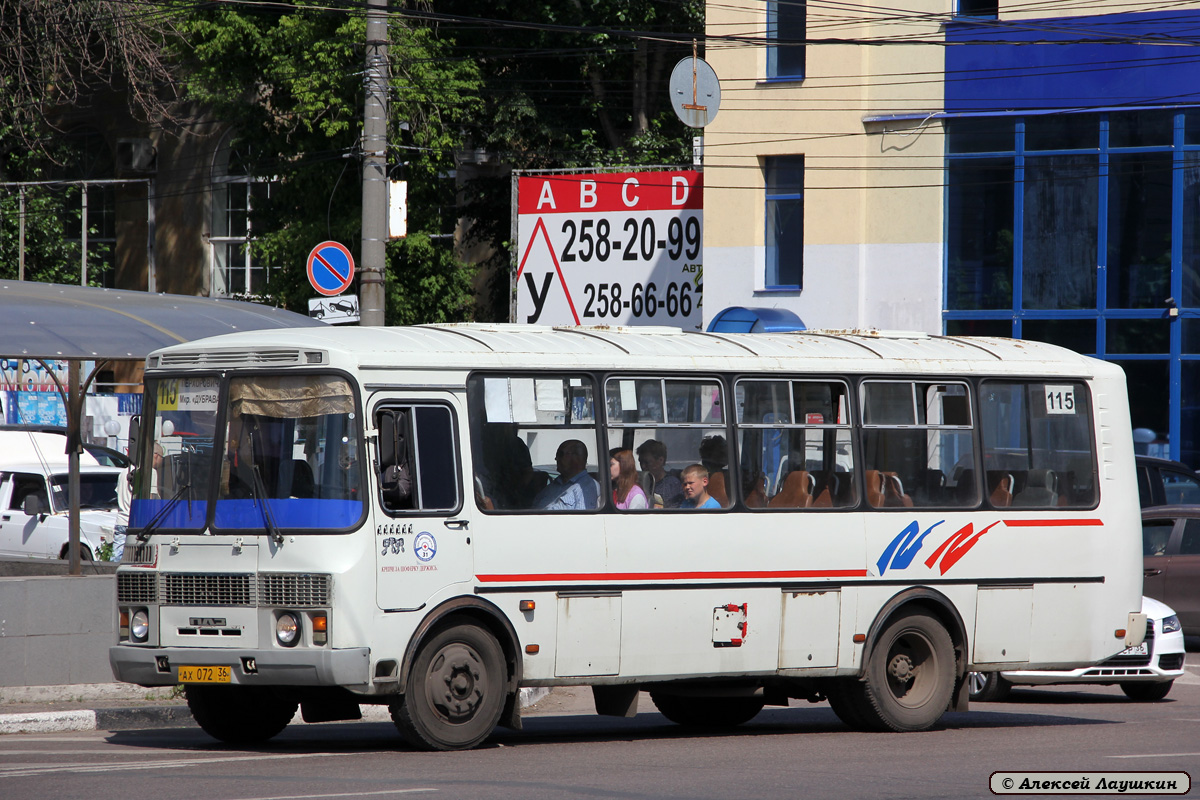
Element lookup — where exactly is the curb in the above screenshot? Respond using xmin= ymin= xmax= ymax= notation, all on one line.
xmin=0 ymin=686 xmax=554 ymax=736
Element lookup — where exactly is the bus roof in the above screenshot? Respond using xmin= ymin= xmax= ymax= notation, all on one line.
xmin=148 ymin=324 xmax=1114 ymax=378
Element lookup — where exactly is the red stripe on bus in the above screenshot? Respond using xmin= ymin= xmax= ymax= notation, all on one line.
xmin=1002 ymin=518 xmax=1104 ymax=527
xmin=476 ymin=569 xmax=869 ymax=583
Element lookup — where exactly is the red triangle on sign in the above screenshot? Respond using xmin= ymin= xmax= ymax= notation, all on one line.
xmin=516 ymin=216 xmax=580 ymax=325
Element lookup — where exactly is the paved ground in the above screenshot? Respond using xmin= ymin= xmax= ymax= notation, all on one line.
xmin=0 ymin=682 xmax=596 ymax=734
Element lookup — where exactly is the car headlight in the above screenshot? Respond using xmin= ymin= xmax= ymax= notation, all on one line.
xmin=130 ymin=608 xmax=150 ymax=642
xmin=275 ymin=612 xmax=300 ymax=647
xmin=1161 ymin=614 xmax=1182 ymax=634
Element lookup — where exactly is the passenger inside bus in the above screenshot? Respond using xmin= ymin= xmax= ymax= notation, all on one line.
xmin=636 ymin=439 xmax=683 ymax=508
xmin=679 ymin=464 xmax=721 ymax=509
xmin=610 ymin=449 xmax=648 ymax=510
xmin=533 ymin=439 xmax=601 ymax=510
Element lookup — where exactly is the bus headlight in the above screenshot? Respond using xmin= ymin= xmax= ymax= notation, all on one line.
xmin=275 ymin=612 xmax=300 ymax=647
xmin=130 ymin=609 xmax=150 ymax=642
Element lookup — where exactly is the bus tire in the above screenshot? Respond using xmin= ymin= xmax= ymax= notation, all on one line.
xmin=391 ymin=622 xmax=507 ymax=751
xmin=825 ymin=678 xmax=872 ymax=730
xmin=185 ymin=685 xmax=297 ymax=744
xmin=1120 ymin=680 xmax=1173 ymax=702
xmin=649 ymin=691 xmax=764 ymax=728
xmin=855 ymin=609 xmax=955 ymax=732
xmin=968 ymin=671 xmax=1011 ymax=702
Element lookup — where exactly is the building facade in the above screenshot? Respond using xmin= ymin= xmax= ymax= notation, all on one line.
xmin=704 ymin=1 xmax=1200 ymax=465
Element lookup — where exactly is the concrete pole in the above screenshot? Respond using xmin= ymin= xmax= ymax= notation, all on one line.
xmin=81 ymin=183 xmax=88 ymax=286
xmin=68 ymin=360 xmax=82 ymax=575
xmin=18 ymin=187 xmax=25 ymax=280
xmin=360 ymin=0 xmax=388 ymax=326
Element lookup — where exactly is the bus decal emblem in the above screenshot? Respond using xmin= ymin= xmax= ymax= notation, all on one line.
xmin=925 ymin=521 xmax=1001 ymax=575
xmin=414 ymin=532 xmax=437 ymax=562
xmin=876 ymin=520 xmax=943 ymax=575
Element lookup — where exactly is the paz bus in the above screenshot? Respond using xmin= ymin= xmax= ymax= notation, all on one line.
xmin=109 ymin=325 xmax=1145 ymax=750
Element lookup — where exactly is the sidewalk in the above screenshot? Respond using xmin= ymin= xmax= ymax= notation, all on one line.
xmin=0 ymin=683 xmax=592 ymax=736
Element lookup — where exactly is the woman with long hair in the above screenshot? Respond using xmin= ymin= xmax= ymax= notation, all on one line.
xmin=610 ymin=448 xmax=648 ymax=510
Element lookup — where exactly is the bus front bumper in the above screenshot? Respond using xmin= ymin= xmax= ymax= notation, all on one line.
xmin=109 ymin=645 xmax=370 ymax=688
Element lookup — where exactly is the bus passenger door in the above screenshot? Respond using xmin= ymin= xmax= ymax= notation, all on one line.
xmin=373 ymin=398 xmax=473 ymax=611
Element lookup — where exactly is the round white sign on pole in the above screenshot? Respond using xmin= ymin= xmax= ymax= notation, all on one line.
xmin=669 ymin=56 xmax=721 ymax=128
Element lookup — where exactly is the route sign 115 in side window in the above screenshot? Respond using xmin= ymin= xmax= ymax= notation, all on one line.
xmin=516 ymin=170 xmax=703 ymax=330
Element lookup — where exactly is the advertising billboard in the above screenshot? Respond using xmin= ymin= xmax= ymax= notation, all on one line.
xmin=515 ymin=170 xmax=702 ymax=329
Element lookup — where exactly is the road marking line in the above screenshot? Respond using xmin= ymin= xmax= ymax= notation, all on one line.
xmin=1109 ymin=752 xmax=1200 ymax=759
xmin=231 ymin=791 xmax=435 ymax=800
xmin=0 ymin=750 xmax=372 ymax=778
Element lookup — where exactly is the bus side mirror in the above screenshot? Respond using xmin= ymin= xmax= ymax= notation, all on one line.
xmin=378 ymin=412 xmax=396 ymax=469
xmin=128 ymin=415 xmax=142 ymax=467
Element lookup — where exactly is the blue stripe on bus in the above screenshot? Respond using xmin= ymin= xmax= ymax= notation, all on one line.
xmin=130 ymin=498 xmax=362 ymax=530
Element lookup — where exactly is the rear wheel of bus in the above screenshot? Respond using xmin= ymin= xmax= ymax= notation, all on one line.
xmin=391 ymin=620 xmax=507 ymax=751
xmin=834 ymin=609 xmax=955 ymax=732
xmin=185 ymin=685 xmax=298 ymax=744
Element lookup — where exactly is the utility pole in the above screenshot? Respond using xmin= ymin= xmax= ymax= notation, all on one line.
xmin=360 ymin=0 xmax=388 ymax=326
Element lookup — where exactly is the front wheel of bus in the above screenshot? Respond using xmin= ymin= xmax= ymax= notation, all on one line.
xmin=857 ymin=610 xmax=955 ymax=732
xmin=391 ymin=622 xmax=507 ymax=751
xmin=185 ymin=685 xmax=297 ymax=744
xmin=649 ymin=692 xmax=765 ymax=728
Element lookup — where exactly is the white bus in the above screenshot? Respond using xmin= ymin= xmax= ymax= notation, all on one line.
xmin=110 ymin=325 xmax=1145 ymax=750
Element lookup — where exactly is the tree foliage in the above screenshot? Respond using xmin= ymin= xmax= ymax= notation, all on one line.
xmin=174 ymin=1 xmax=483 ymax=323
xmin=0 ymin=0 xmax=178 ymax=159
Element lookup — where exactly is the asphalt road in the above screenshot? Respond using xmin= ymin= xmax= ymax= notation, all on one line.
xmin=3 ymin=668 xmax=1199 ymax=800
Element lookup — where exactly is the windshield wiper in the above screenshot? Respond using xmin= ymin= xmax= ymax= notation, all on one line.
xmin=135 ymin=480 xmax=191 ymax=542
xmin=249 ymin=459 xmax=284 ymax=546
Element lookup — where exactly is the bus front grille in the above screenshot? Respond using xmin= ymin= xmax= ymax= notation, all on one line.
xmin=117 ymin=571 xmax=332 ymax=608
xmin=117 ymin=571 xmax=158 ymax=604
xmin=161 ymin=573 xmax=255 ymax=606
xmin=259 ymin=573 xmax=331 ymax=607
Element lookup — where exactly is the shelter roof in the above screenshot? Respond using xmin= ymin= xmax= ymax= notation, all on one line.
xmin=0 ymin=282 xmax=324 ymax=361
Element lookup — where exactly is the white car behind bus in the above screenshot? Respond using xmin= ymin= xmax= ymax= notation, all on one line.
xmin=970 ymin=596 xmax=1185 ymax=702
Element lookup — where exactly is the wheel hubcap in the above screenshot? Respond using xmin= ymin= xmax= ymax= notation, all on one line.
xmin=426 ymin=643 xmax=489 ymax=723
xmin=886 ymin=632 xmax=937 ymax=707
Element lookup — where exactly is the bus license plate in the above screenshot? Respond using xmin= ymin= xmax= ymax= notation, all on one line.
xmin=178 ymin=665 xmax=231 ymax=684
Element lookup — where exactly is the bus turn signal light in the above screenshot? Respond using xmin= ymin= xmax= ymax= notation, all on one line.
xmin=1115 ymin=629 xmax=1126 ymax=639
xmin=519 ymin=600 xmax=536 ymax=612
xmin=853 ymin=633 xmax=867 ymax=643
xmin=525 ymin=644 xmax=540 ymax=655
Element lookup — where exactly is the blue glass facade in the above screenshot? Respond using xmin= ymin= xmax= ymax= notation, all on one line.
xmin=944 ymin=12 xmax=1200 ymax=466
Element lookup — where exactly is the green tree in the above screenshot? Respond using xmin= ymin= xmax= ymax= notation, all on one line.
xmin=175 ymin=1 xmax=483 ymax=323
xmin=0 ymin=0 xmax=173 ymax=284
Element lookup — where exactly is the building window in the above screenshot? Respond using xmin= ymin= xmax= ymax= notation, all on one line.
xmin=211 ymin=133 xmax=272 ymax=298
xmin=764 ymin=155 xmax=804 ymax=290
xmin=943 ymin=108 xmax=1200 ymax=464
xmin=958 ymin=0 xmax=998 ymax=18
xmin=767 ymin=0 xmax=806 ymax=80
xmin=62 ymin=128 xmax=117 ymax=288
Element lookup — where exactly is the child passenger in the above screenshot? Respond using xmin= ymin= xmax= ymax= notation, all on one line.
xmin=610 ymin=449 xmax=648 ymax=510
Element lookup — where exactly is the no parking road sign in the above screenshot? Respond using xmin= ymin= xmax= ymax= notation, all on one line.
xmin=307 ymin=241 xmax=355 ymax=296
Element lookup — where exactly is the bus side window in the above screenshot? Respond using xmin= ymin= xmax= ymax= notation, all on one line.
xmin=377 ymin=405 xmax=461 ymax=514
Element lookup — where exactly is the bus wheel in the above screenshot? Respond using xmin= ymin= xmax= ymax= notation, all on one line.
xmin=185 ymin=685 xmax=297 ymax=744
xmin=649 ymin=692 xmax=765 ymax=728
xmin=391 ymin=622 xmax=507 ymax=751
xmin=825 ymin=678 xmax=871 ymax=730
xmin=1121 ymin=681 xmax=1173 ymax=702
xmin=968 ymin=671 xmax=1011 ymax=702
xmin=857 ymin=610 xmax=955 ymax=732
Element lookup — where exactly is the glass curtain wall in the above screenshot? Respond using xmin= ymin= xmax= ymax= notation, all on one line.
xmin=945 ymin=109 xmax=1200 ymax=465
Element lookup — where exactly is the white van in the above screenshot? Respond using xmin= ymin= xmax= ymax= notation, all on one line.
xmin=0 ymin=431 xmax=123 ymax=560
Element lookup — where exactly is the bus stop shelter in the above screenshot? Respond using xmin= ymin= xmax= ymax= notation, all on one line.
xmin=0 ymin=281 xmax=324 ymax=574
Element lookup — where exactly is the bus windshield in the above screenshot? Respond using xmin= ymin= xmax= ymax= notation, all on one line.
xmin=130 ymin=373 xmax=364 ymax=533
